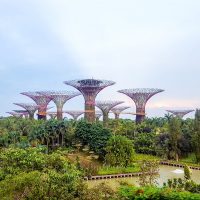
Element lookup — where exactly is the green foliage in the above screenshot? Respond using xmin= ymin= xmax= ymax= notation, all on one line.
xmin=98 ymin=165 xmax=140 ymax=175
xmin=184 ymin=165 xmax=191 ymax=180
xmin=0 ymin=147 xmax=84 ymax=199
xmin=168 ymin=117 xmax=182 ymax=161
xmin=134 ymin=132 xmax=156 ymax=155
xmin=192 ymin=109 xmax=200 ymax=163
xmin=0 ymin=147 xmax=80 ymax=181
xmin=75 ymin=120 xmax=112 ymax=158
xmin=139 ymin=160 xmax=159 ymax=187
xmin=105 ymin=135 xmax=135 ymax=167
xmin=119 ymin=185 xmax=200 ymax=200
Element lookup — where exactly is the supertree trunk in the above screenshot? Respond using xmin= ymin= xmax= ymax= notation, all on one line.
xmin=103 ymin=112 xmax=109 ymax=126
xmin=114 ymin=113 xmax=119 ymax=119
xmin=136 ymin=107 xmax=145 ymax=123
xmin=85 ymin=96 xmax=95 ymax=122
xmin=57 ymin=107 xmax=63 ymax=120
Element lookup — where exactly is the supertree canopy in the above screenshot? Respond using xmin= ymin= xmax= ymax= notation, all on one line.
xmin=64 ymin=79 xmax=115 ymax=122
xmin=111 ymin=106 xmax=130 ymax=119
xmin=96 ymin=100 xmax=123 ymax=125
xmin=38 ymin=91 xmax=81 ymax=120
xmin=48 ymin=112 xmax=57 ymax=119
xmin=65 ymin=111 xmax=84 ymax=120
xmin=13 ymin=103 xmax=39 ymax=119
xmin=6 ymin=112 xmax=23 ymax=117
xmin=166 ymin=110 xmax=194 ymax=119
xmin=118 ymin=88 xmax=164 ymax=123
xmin=13 ymin=110 xmax=29 ymax=118
xmin=20 ymin=92 xmax=52 ymax=120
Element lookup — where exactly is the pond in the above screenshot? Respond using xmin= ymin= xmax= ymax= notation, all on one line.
xmin=87 ymin=165 xmax=200 ymax=189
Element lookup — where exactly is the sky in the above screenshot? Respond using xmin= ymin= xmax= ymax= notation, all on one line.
xmin=0 ymin=0 xmax=200 ymax=119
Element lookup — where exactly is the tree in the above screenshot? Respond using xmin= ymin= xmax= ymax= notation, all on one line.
xmin=192 ymin=109 xmax=200 ymax=163
xmin=184 ymin=165 xmax=191 ymax=181
xmin=139 ymin=160 xmax=159 ymax=187
xmin=105 ymin=135 xmax=135 ymax=167
xmin=75 ymin=120 xmax=112 ymax=158
xmin=134 ymin=132 xmax=156 ymax=155
xmin=168 ymin=117 xmax=182 ymax=161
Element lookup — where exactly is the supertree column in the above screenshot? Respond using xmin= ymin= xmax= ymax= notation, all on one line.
xmin=65 ymin=111 xmax=84 ymax=120
xmin=20 ymin=92 xmax=52 ymax=120
xmin=166 ymin=110 xmax=194 ymax=119
xmin=111 ymin=106 xmax=130 ymax=119
xmin=64 ymin=79 xmax=115 ymax=122
xmin=96 ymin=100 xmax=123 ymax=126
xmin=6 ymin=112 xmax=23 ymax=117
xmin=118 ymin=88 xmax=164 ymax=123
xmin=38 ymin=91 xmax=81 ymax=120
xmin=13 ymin=110 xmax=29 ymax=118
xmin=13 ymin=103 xmax=39 ymax=119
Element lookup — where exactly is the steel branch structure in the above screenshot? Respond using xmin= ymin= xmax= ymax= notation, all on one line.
xmin=111 ymin=106 xmax=130 ymax=119
xmin=13 ymin=110 xmax=29 ymax=118
xmin=166 ymin=110 xmax=194 ymax=119
xmin=48 ymin=112 xmax=57 ymax=119
xmin=118 ymin=88 xmax=164 ymax=123
xmin=65 ymin=111 xmax=84 ymax=120
xmin=38 ymin=91 xmax=81 ymax=120
xmin=96 ymin=100 xmax=123 ymax=125
xmin=64 ymin=79 xmax=115 ymax=122
xmin=13 ymin=103 xmax=39 ymax=119
xmin=6 ymin=112 xmax=23 ymax=117
xmin=95 ymin=111 xmax=102 ymax=121
xmin=20 ymin=92 xmax=52 ymax=120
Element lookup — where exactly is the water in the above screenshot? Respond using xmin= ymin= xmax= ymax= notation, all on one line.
xmin=87 ymin=165 xmax=200 ymax=189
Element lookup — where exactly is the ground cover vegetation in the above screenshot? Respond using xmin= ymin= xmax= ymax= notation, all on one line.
xmin=0 ymin=110 xmax=200 ymax=199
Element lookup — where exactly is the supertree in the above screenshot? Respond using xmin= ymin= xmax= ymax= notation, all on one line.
xmin=20 ymin=92 xmax=52 ymax=120
xmin=48 ymin=112 xmax=57 ymax=119
xmin=118 ymin=88 xmax=164 ymax=123
xmin=65 ymin=111 xmax=84 ymax=120
xmin=95 ymin=100 xmax=123 ymax=126
xmin=6 ymin=112 xmax=23 ymax=117
xmin=95 ymin=111 xmax=102 ymax=121
xmin=13 ymin=110 xmax=29 ymax=118
xmin=38 ymin=91 xmax=81 ymax=120
xmin=111 ymin=106 xmax=130 ymax=119
xmin=166 ymin=110 xmax=194 ymax=119
xmin=13 ymin=103 xmax=39 ymax=119
xmin=64 ymin=79 xmax=115 ymax=122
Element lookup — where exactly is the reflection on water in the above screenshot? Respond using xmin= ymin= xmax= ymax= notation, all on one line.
xmin=87 ymin=165 xmax=200 ymax=189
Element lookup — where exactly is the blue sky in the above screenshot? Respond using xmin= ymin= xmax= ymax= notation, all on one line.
xmin=0 ymin=0 xmax=200 ymax=119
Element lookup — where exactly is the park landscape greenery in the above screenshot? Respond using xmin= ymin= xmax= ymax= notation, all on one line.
xmin=0 ymin=110 xmax=200 ymax=199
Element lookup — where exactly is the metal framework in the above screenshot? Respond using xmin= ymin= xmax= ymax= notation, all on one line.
xmin=111 ymin=106 xmax=130 ymax=119
xmin=13 ymin=110 xmax=29 ymax=118
xmin=64 ymin=79 xmax=115 ymax=122
xmin=48 ymin=112 xmax=57 ymax=119
xmin=65 ymin=111 xmax=84 ymax=120
xmin=20 ymin=92 xmax=52 ymax=120
xmin=118 ymin=88 xmax=164 ymax=123
xmin=96 ymin=100 xmax=123 ymax=125
xmin=6 ymin=112 xmax=23 ymax=117
xmin=38 ymin=91 xmax=81 ymax=120
xmin=166 ymin=110 xmax=194 ymax=119
xmin=95 ymin=111 xmax=102 ymax=121
xmin=13 ymin=103 xmax=39 ymax=119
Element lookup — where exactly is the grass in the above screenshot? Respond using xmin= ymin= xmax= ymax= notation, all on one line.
xmin=134 ymin=153 xmax=160 ymax=161
xmin=98 ymin=164 xmax=140 ymax=175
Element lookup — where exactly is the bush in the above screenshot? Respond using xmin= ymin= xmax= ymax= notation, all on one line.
xmin=105 ymin=135 xmax=135 ymax=167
